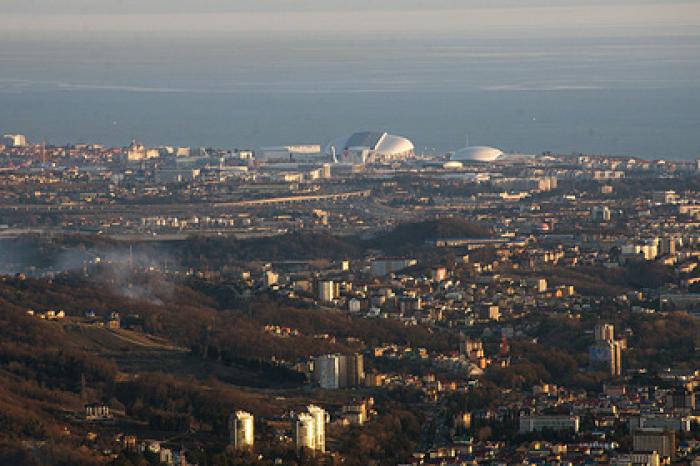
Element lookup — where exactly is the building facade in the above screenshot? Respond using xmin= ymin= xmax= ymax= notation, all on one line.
xmin=519 ymin=415 xmax=580 ymax=433
xmin=294 ymin=405 xmax=327 ymax=453
xmin=229 ymin=411 xmax=254 ymax=449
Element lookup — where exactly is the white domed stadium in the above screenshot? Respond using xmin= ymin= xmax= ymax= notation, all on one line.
xmin=451 ymin=146 xmax=504 ymax=163
xmin=325 ymin=131 xmax=414 ymax=164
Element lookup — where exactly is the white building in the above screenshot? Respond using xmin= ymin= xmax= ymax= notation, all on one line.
xmin=535 ymin=278 xmax=547 ymax=293
xmin=175 ymin=146 xmax=191 ymax=157
xmin=633 ymin=428 xmax=676 ymax=460
xmin=518 ymin=415 xmax=580 ymax=433
xmin=316 ymin=354 xmax=344 ymax=389
xmin=652 ymin=190 xmax=680 ymax=205
xmin=324 ymin=131 xmax=414 ymax=164
xmin=630 ymin=415 xmax=691 ymax=433
xmin=84 ymin=403 xmax=112 ymax=420
xmin=294 ymin=405 xmax=327 ymax=453
xmin=264 ymin=270 xmax=279 ymax=287
xmin=315 ymin=353 xmax=364 ymax=389
xmin=348 ymin=298 xmax=362 ymax=313
xmin=589 ymin=339 xmax=622 ymax=377
xmin=322 ymin=163 xmax=332 ymax=178
xmin=2 ymin=133 xmax=27 ymax=147
xmin=126 ymin=141 xmax=159 ymax=161
xmin=230 ymin=411 xmax=254 ymax=449
xmin=258 ymin=145 xmax=321 ymax=162
xmin=451 ymin=145 xmax=503 ymax=163
xmin=592 ymin=205 xmax=612 ymax=221
xmin=318 ymin=280 xmax=337 ymax=303
xmin=595 ymin=323 xmax=615 ymax=342
xmin=610 ymin=452 xmax=660 ymax=466
xmin=154 ymin=168 xmax=200 ymax=184
xmin=370 ymin=258 xmax=417 ymax=276
xmin=307 ymin=405 xmax=327 ymax=453
xmin=622 ymin=242 xmax=658 ymax=261
xmin=295 ymin=413 xmax=316 ymax=451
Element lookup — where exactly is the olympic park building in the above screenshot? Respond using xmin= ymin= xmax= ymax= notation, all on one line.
xmin=324 ymin=131 xmax=414 ymax=164
xmin=450 ymin=145 xmax=505 ymax=163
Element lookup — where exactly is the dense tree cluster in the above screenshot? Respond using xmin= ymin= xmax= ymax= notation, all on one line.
xmin=337 ymin=408 xmax=422 ymax=466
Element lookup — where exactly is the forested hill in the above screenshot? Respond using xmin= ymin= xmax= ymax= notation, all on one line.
xmin=181 ymin=218 xmax=491 ymax=262
xmin=365 ymin=218 xmax=491 ymax=254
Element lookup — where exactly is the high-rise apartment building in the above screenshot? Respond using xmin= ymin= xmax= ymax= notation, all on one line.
xmin=294 ymin=405 xmax=327 ymax=453
xmin=591 ymin=323 xmax=622 ymax=376
xmin=315 ymin=353 xmax=364 ymax=389
xmin=660 ymin=237 xmax=676 ymax=256
xmin=229 ymin=411 xmax=254 ymax=449
xmin=294 ymin=413 xmax=316 ymax=451
xmin=345 ymin=353 xmax=365 ymax=387
xmin=316 ymin=354 xmax=342 ymax=389
xmin=589 ymin=340 xmax=622 ymax=376
xmin=595 ymin=323 xmax=615 ymax=342
xmin=318 ymin=280 xmax=338 ymax=303
xmin=307 ymin=405 xmax=326 ymax=453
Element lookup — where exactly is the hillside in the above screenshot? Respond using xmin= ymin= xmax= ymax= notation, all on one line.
xmin=0 ymin=274 xmax=360 ymax=464
xmin=366 ymin=218 xmax=491 ymax=255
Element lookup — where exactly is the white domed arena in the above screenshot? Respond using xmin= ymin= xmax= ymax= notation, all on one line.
xmin=324 ymin=131 xmax=414 ymax=164
xmin=451 ymin=146 xmax=504 ymax=163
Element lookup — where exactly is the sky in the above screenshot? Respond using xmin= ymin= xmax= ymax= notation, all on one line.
xmin=2 ymin=0 xmax=700 ymax=36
